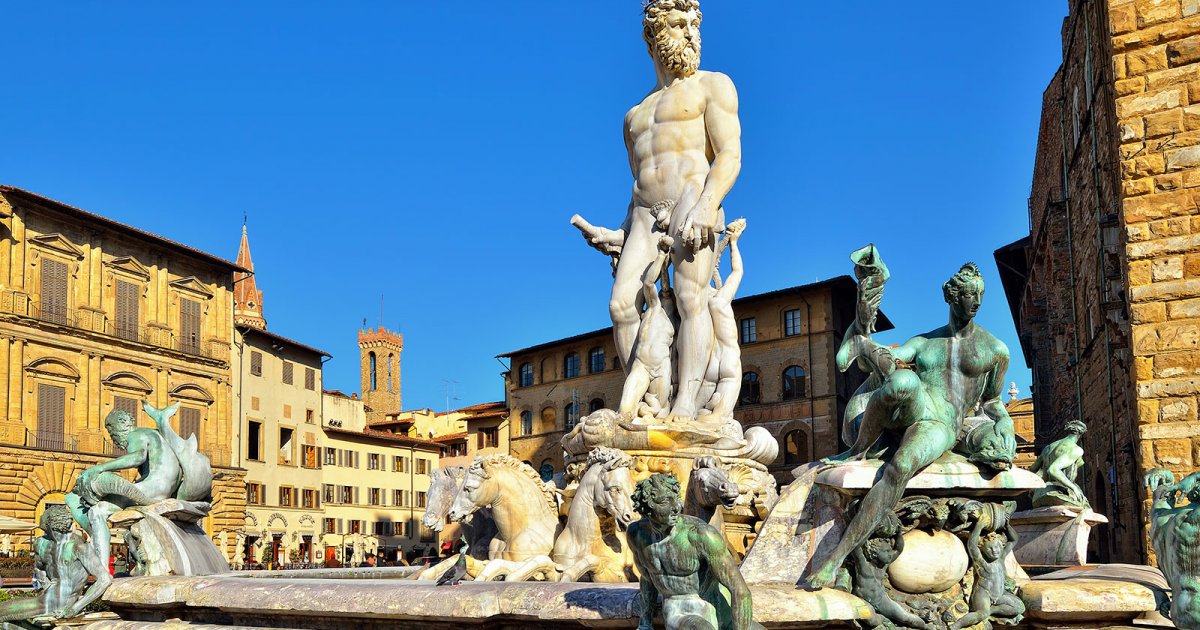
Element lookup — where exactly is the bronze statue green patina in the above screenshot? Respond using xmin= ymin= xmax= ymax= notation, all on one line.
xmin=809 ymin=253 xmax=1017 ymax=590
xmin=64 ymin=401 xmax=213 ymax=572
xmin=1029 ymin=420 xmax=1089 ymax=509
xmin=626 ymin=473 xmax=761 ymax=630
xmin=0 ymin=505 xmax=111 ymax=626
xmin=1145 ymin=469 xmax=1200 ymax=629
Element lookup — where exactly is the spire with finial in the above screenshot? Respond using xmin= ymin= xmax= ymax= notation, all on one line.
xmin=233 ymin=221 xmax=267 ymax=330
xmin=1007 ymin=382 xmax=1019 ymax=402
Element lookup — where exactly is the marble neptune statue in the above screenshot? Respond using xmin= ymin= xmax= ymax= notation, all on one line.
xmin=808 ymin=252 xmax=1017 ymax=589
xmin=572 ymin=0 xmax=741 ymax=419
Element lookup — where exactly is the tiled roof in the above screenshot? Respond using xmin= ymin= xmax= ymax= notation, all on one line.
xmin=433 ymin=432 xmax=468 ymax=443
xmin=437 ymin=401 xmax=506 ymax=416
xmin=239 ymin=325 xmax=331 ymax=358
xmin=0 ymin=185 xmax=248 ymax=273
xmin=322 ymin=426 xmax=443 ymax=450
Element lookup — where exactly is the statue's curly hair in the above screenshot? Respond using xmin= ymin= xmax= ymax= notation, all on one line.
xmin=643 ymin=0 xmax=701 ymax=44
xmin=41 ymin=504 xmax=74 ymax=533
xmin=942 ymin=262 xmax=983 ymax=304
xmin=631 ymin=473 xmax=680 ymax=517
xmin=104 ymin=409 xmax=136 ymax=433
xmin=1064 ymin=420 xmax=1087 ymax=436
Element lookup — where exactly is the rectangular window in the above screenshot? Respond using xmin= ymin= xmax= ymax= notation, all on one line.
xmin=374 ymin=521 xmax=388 ymax=536
xmin=784 ymin=309 xmax=802 ymax=336
xmin=278 ymin=427 xmax=294 ymax=465
xmin=246 ymin=483 xmax=264 ymax=505
xmin=179 ymin=407 xmax=201 ymax=441
xmin=339 ymin=485 xmax=354 ymax=504
xmin=282 ymin=362 xmax=294 ymax=385
xmin=247 ymin=420 xmax=263 ymax=461
xmin=416 ymin=491 xmax=427 ymax=508
xmin=349 ymin=519 xmax=363 ymax=534
xmin=250 ymin=351 xmax=263 ymax=377
xmin=393 ymin=456 xmax=405 ymax=473
xmin=447 ymin=442 xmax=467 ymax=457
xmin=392 ymin=522 xmax=405 ymax=536
xmin=324 ymin=447 xmax=337 ymax=466
xmin=179 ymin=297 xmax=201 ymax=355
xmin=305 ymin=367 xmax=315 ymax=391
xmin=305 ymin=409 xmax=314 ymax=424
xmin=588 ymin=348 xmax=605 ymax=374
xmin=251 ymin=396 xmax=260 ymax=411
xmin=417 ymin=458 xmax=430 ymax=475
xmin=368 ymin=453 xmax=381 ymax=470
xmin=40 ymin=258 xmax=69 ymax=325
xmin=369 ymin=488 xmax=381 ymax=506
xmin=323 ymin=518 xmax=336 ymax=534
xmin=279 ymin=486 xmax=295 ymax=507
xmin=323 ymin=484 xmax=335 ymax=504
xmin=302 ymin=444 xmax=318 ymax=469
xmin=480 ymin=427 xmax=499 ymax=449
xmin=283 ymin=404 xmax=292 ymax=419
xmin=393 ymin=489 xmax=404 ymax=506
xmin=303 ymin=488 xmax=318 ymax=509
xmin=36 ymin=383 xmax=66 ymax=450
xmin=115 ymin=279 xmax=139 ymax=341
xmin=739 ymin=317 xmax=757 ymax=344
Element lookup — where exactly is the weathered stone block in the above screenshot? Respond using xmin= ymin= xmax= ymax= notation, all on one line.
xmin=1168 ymin=297 xmax=1200 ymax=318
xmin=1118 ymin=88 xmax=1184 ymax=118
xmin=1168 ymin=34 xmax=1200 ymax=65
xmin=1147 ymin=107 xmax=1186 ymax=137
xmin=1168 ymin=146 xmax=1200 ymax=170
xmin=1129 ymin=46 xmax=1170 ymax=74
xmin=1140 ymin=398 xmax=1162 ymax=423
xmin=1130 ymin=277 xmax=1200 ymax=301
xmin=1114 ymin=2 xmax=1140 ymax=33
xmin=1188 ymin=0 xmax=1200 ymax=17
xmin=1154 ymin=256 xmax=1186 ymax=280
xmin=1138 ymin=376 xmax=1200 ymax=397
xmin=1160 ymin=397 xmax=1198 ymax=421
xmin=1139 ymin=0 xmax=1182 ymax=28
xmin=1157 ymin=173 xmax=1184 ymax=190
xmin=1133 ymin=301 xmax=1169 ymax=324
xmin=1129 ymin=233 xmax=1200 ymax=259
xmin=1154 ymin=437 xmax=1193 ymax=466
xmin=1125 ymin=153 xmax=1167 ymax=178
xmin=1118 ymin=77 xmax=1147 ymax=98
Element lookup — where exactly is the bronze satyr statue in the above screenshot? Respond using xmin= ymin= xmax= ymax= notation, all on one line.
xmin=626 ymin=473 xmax=761 ymax=630
xmin=0 ymin=505 xmax=111 ymax=626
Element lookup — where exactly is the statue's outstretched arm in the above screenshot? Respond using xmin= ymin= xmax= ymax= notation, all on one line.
xmin=82 ymin=449 xmax=148 ymax=477
xmin=698 ymin=526 xmax=754 ymax=630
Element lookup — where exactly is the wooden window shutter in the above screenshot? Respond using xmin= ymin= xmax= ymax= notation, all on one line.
xmin=37 ymin=383 xmax=66 ymax=449
xmin=305 ymin=367 xmax=315 ymax=391
xmin=282 ymin=362 xmax=293 ymax=385
xmin=40 ymin=258 xmax=68 ymax=324
xmin=115 ymin=279 xmax=139 ymax=341
xmin=250 ymin=351 xmax=262 ymax=376
xmin=180 ymin=298 xmax=201 ymax=354
xmin=179 ymin=407 xmax=201 ymax=441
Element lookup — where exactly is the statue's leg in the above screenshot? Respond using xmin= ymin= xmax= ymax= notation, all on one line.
xmin=87 ymin=501 xmax=121 ymax=570
xmin=808 ymin=416 xmax=954 ymax=589
xmin=0 ymin=593 xmax=48 ymax=624
xmin=669 ymin=246 xmax=717 ymax=419
xmin=619 ymin=362 xmax=653 ymax=415
xmin=610 ymin=211 xmax=658 ymax=371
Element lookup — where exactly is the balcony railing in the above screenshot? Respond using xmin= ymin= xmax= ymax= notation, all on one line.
xmin=8 ymin=428 xmax=232 ymax=466
xmin=1 ymin=293 xmax=225 ymax=361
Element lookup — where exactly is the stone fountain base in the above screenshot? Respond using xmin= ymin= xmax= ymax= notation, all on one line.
xmin=1011 ymin=505 xmax=1109 ymax=567
xmin=68 ymin=568 xmax=1163 ymax=629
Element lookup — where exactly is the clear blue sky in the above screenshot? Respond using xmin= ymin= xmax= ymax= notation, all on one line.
xmin=1 ymin=2 xmax=1068 ymax=410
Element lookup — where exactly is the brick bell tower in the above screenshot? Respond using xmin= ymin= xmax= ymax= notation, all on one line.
xmin=358 ymin=327 xmax=403 ymax=422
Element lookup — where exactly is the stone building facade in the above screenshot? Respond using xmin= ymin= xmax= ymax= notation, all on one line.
xmin=0 ymin=186 xmax=246 ymax=549
xmin=501 ymin=277 xmax=886 ymax=486
xmin=359 ymin=327 xmax=402 ymax=424
xmin=995 ymin=0 xmax=1200 ymax=564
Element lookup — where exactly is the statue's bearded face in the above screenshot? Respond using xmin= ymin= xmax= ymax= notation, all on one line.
xmin=104 ymin=411 xmax=136 ymax=449
xmin=647 ymin=8 xmax=701 ymax=77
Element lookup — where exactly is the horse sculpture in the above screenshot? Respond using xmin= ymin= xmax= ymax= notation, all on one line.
xmin=553 ymin=447 xmax=638 ymax=582
xmin=447 ymin=455 xmax=559 ymax=564
xmin=422 ymin=466 xmax=496 ymax=561
xmin=684 ymin=456 xmax=741 ymax=528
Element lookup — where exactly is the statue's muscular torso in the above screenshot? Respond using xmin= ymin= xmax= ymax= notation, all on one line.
xmin=899 ymin=325 xmax=1008 ymax=429
xmin=127 ymin=428 xmax=181 ymax=502
xmin=626 ymin=70 xmax=730 ymax=213
xmin=629 ymin=516 xmax=711 ymax=596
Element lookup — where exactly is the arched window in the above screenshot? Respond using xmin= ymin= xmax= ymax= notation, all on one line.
xmin=782 ymin=366 xmax=806 ymax=400
xmin=564 ymin=352 xmax=580 ymax=379
xmin=368 ymin=352 xmax=377 ymax=391
xmin=739 ymin=372 xmax=761 ymax=405
xmin=387 ymin=353 xmax=394 ymax=393
xmin=518 ymin=363 xmax=534 ymax=387
xmin=520 ymin=410 xmax=533 ymax=436
xmin=588 ymin=347 xmax=605 ymax=374
xmin=564 ymin=402 xmax=580 ymax=430
xmin=784 ymin=430 xmax=808 ymax=465
xmin=589 ymin=398 xmax=605 ymax=413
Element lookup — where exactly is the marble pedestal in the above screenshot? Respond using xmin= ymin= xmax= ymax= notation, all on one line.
xmin=109 ymin=499 xmax=229 ymax=577
xmin=1011 ymin=506 xmax=1108 ymax=567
